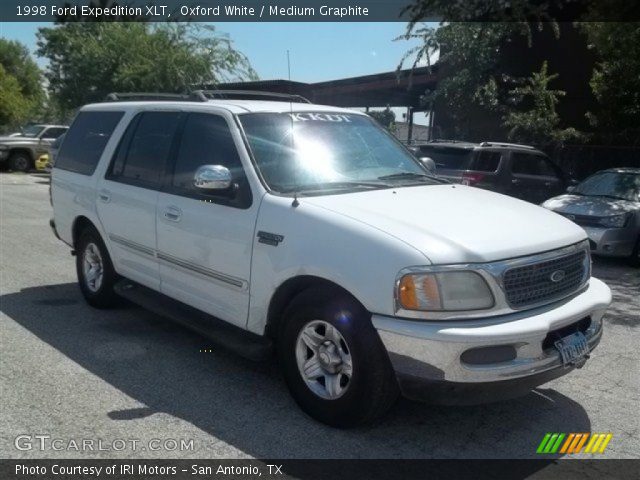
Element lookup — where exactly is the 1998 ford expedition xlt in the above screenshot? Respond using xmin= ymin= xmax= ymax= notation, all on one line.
xmin=50 ymin=91 xmax=612 ymax=427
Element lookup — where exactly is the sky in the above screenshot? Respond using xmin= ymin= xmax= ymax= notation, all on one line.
xmin=0 ymin=22 xmax=437 ymax=123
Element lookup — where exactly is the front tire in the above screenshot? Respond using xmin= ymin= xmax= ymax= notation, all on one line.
xmin=9 ymin=152 xmax=32 ymax=172
xmin=278 ymin=286 xmax=399 ymax=427
xmin=76 ymin=226 xmax=119 ymax=308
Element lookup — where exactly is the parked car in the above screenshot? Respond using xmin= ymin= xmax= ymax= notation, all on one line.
xmin=408 ymin=140 xmax=574 ymax=204
xmin=50 ymin=92 xmax=611 ymax=427
xmin=0 ymin=124 xmax=68 ymax=172
xmin=543 ymin=168 xmax=640 ymax=266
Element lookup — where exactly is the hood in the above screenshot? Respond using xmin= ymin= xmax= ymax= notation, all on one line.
xmin=543 ymin=194 xmax=640 ymax=217
xmin=303 ymin=184 xmax=587 ymax=264
xmin=0 ymin=135 xmax=34 ymax=144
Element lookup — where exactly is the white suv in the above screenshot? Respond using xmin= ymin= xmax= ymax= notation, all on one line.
xmin=51 ymin=91 xmax=612 ymax=427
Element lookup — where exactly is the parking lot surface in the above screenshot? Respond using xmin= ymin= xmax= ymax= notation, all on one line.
xmin=1 ymin=173 xmax=638 ymax=459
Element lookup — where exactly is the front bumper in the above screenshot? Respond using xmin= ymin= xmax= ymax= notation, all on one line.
xmin=373 ymin=278 xmax=611 ymax=403
xmin=582 ymin=226 xmax=636 ymax=258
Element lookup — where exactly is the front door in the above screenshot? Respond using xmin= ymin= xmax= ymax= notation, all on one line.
xmin=156 ymin=111 xmax=259 ymax=328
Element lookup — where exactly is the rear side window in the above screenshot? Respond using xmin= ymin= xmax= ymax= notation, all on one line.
xmin=471 ymin=151 xmax=501 ymax=172
xmin=55 ymin=111 xmax=123 ymax=175
xmin=109 ymin=111 xmax=182 ymax=189
xmin=41 ymin=127 xmax=67 ymax=139
xmin=420 ymin=147 xmax=473 ymax=170
xmin=511 ymin=153 xmax=557 ymax=177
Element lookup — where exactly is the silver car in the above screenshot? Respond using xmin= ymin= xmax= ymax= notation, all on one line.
xmin=543 ymin=168 xmax=640 ymax=266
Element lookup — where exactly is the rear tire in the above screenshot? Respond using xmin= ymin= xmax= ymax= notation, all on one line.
xmin=278 ymin=286 xmax=399 ymax=427
xmin=9 ymin=152 xmax=32 ymax=172
xmin=76 ymin=226 xmax=120 ymax=308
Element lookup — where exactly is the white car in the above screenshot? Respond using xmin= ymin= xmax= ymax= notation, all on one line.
xmin=50 ymin=91 xmax=612 ymax=427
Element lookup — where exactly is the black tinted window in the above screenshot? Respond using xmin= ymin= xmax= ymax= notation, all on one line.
xmin=472 ymin=151 xmax=501 ymax=172
xmin=511 ymin=153 xmax=557 ymax=177
xmin=419 ymin=147 xmax=472 ymax=170
xmin=55 ymin=111 xmax=123 ymax=175
xmin=117 ymin=112 xmax=181 ymax=187
xmin=172 ymin=113 xmax=242 ymax=190
xmin=41 ymin=127 xmax=67 ymax=139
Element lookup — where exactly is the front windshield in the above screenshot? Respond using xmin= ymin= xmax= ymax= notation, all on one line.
xmin=239 ymin=112 xmax=436 ymax=194
xmin=20 ymin=125 xmax=46 ymax=137
xmin=575 ymin=171 xmax=640 ymax=202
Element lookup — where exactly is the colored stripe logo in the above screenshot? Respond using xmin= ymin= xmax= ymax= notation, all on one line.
xmin=537 ymin=433 xmax=612 ymax=454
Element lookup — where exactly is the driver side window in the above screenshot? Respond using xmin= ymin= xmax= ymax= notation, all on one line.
xmin=168 ymin=113 xmax=251 ymax=208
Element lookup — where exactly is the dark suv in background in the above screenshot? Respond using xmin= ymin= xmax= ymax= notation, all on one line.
xmin=409 ymin=141 xmax=574 ymax=204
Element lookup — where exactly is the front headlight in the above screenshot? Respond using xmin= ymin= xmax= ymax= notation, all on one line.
xmin=397 ymin=271 xmax=494 ymax=311
xmin=599 ymin=213 xmax=630 ymax=228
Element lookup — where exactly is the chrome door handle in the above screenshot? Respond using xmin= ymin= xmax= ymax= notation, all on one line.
xmin=163 ymin=206 xmax=182 ymax=222
xmin=98 ymin=190 xmax=111 ymax=203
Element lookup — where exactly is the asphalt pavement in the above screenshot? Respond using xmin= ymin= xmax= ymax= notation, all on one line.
xmin=1 ymin=172 xmax=638 ymax=459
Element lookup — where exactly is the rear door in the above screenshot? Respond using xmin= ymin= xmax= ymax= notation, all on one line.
xmin=156 ymin=111 xmax=258 ymax=328
xmin=508 ymin=152 xmax=563 ymax=203
xmin=97 ymin=110 xmax=183 ymax=290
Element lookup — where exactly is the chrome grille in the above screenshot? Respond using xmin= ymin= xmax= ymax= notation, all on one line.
xmin=503 ymin=250 xmax=588 ymax=308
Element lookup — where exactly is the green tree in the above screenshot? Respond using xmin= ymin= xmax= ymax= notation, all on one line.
xmin=36 ymin=22 xmax=257 ymax=113
xmin=0 ymin=39 xmax=44 ymax=131
xmin=369 ymin=106 xmax=396 ymax=130
xmin=399 ymin=22 xmax=533 ymax=138
xmin=580 ymin=22 xmax=640 ymax=145
xmin=503 ymin=62 xmax=583 ymax=145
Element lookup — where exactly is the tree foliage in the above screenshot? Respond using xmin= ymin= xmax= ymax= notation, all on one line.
xmin=36 ymin=22 xmax=257 ymax=113
xmin=400 ymin=1 xmax=640 ymax=145
xmin=581 ymin=22 xmax=640 ymax=145
xmin=503 ymin=62 xmax=583 ymax=144
xmin=368 ymin=106 xmax=396 ymax=130
xmin=0 ymin=39 xmax=45 ymax=131
xmin=398 ymin=22 xmax=530 ymax=138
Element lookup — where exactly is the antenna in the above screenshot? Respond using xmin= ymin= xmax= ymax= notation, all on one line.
xmin=288 ymin=50 xmax=299 ymax=208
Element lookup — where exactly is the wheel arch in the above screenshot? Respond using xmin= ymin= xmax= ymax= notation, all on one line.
xmin=8 ymin=148 xmax=34 ymax=168
xmin=9 ymin=148 xmax=34 ymax=160
xmin=265 ymin=275 xmax=367 ymax=340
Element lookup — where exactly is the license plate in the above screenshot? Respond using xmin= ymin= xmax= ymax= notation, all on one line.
xmin=554 ymin=331 xmax=589 ymax=367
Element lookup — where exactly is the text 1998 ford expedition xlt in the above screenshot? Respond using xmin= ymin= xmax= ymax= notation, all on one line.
xmin=50 ymin=91 xmax=612 ymax=427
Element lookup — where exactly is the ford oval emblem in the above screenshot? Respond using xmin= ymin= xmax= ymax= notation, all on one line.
xmin=550 ymin=270 xmax=566 ymax=283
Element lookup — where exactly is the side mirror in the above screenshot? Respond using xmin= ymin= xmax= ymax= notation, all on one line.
xmin=419 ymin=157 xmax=437 ymax=174
xmin=194 ymin=165 xmax=232 ymax=191
xmin=566 ymin=185 xmax=576 ymax=193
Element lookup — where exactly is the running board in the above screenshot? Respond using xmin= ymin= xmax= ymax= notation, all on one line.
xmin=114 ymin=279 xmax=273 ymax=361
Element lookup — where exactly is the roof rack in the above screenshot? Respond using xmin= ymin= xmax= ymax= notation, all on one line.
xmin=104 ymin=90 xmax=312 ymax=104
xmin=192 ymin=89 xmax=311 ymax=103
xmin=104 ymin=92 xmax=201 ymax=102
xmin=427 ymin=139 xmax=475 ymax=144
xmin=480 ymin=141 xmax=536 ymax=150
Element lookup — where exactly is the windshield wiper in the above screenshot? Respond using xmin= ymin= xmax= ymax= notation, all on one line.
xmin=279 ymin=181 xmax=390 ymax=193
xmin=377 ymin=172 xmax=440 ymax=182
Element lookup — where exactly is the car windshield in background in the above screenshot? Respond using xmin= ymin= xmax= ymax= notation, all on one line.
xmin=20 ymin=125 xmax=46 ymax=137
xmin=575 ymin=172 xmax=640 ymax=202
xmin=240 ymin=112 xmax=436 ymax=194
xmin=419 ymin=147 xmax=473 ymax=170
